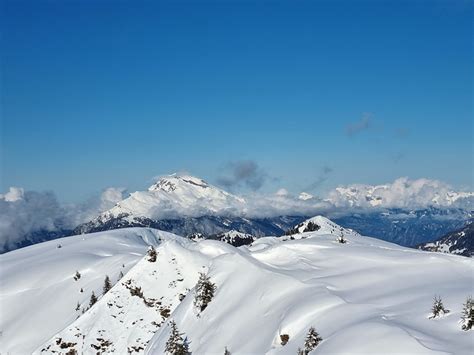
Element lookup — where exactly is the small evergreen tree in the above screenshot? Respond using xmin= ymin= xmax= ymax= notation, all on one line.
xmin=303 ymin=327 xmax=322 ymax=354
xmin=75 ymin=302 xmax=80 ymax=311
xmin=336 ymin=233 xmax=347 ymax=244
xmin=303 ymin=221 xmax=320 ymax=232
xmin=429 ymin=296 xmax=450 ymax=319
xmin=73 ymin=270 xmax=81 ymax=281
xmin=80 ymin=287 xmax=83 ymax=293
xmin=89 ymin=291 xmax=98 ymax=307
xmin=193 ymin=272 xmax=216 ymax=313
xmin=147 ymin=246 xmax=157 ymax=262
xmin=103 ymin=275 xmax=112 ymax=295
xmin=118 ymin=270 xmax=124 ymax=281
xmin=224 ymin=346 xmax=231 ymax=355
xmin=461 ymin=296 xmax=474 ymax=331
xmin=165 ymin=320 xmax=189 ymax=355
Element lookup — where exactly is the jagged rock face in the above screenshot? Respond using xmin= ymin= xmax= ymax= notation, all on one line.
xmin=418 ymin=222 xmax=474 ymax=257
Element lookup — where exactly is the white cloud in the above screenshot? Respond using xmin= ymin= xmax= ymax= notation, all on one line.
xmin=0 ymin=187 xmax=25 ymax=202
xmin=0 ymin=177 xmax=471 ymax=251
xmin=327 ymin=177 xmax=473 ymax=209
xmin=0 ymin=187 xmax=126 ymax=252
xmin=275 ymin=188 xmax=289 ymax=196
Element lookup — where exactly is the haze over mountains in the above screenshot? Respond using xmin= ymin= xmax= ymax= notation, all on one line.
xmin=0 ymin=174 xmax=472 ymax=253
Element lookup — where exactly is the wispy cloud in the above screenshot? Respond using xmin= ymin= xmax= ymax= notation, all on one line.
xmin=304 ymin=165 xmax=333 ymax=191
xmin=346 ymin=112 xmax=372 ymax=136
xmin=217 ymin=160 xmax=267 ymax=191
xmin=0 ymin=187 xmax=126 ymax=252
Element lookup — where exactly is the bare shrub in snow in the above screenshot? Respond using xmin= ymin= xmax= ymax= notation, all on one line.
xmin=280 ymin=334 xmax=289 ymax=345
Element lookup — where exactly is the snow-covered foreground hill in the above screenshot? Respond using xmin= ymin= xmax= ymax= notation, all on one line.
xmin=0 ymin=228 xmax=167 ymax=354
xmin=1 ymin=217 xmax=473 ymax=354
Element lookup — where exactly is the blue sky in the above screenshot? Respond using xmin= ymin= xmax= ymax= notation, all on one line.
xmin=1 ymin=0 xmax=472 ymax=201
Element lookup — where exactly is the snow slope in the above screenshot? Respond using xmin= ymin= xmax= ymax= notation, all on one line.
xmin=1 ymin=217 xmax=473 ymax=354
xmin=147 ymin=219 xmax=474 ymax=355
xmin=0 ymin=228 xmax=173 ymax=354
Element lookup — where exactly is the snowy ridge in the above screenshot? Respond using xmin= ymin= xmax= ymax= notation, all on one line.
xmin=0 ymin=228 xmax=167 ymax=354
xmin=35 ymin=237 xmax=216 ymax=354
xmin=285 ymin=215 xmax=360 ymax=238
xmin=1 ymin=217 xmax=473 ymax=354
xmin=146 ymin=220 xmax=473 ymax=354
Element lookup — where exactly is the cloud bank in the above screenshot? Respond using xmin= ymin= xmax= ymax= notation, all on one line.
xmin=0 ymin=177 xmax=472 ymax=252
xmin=0 ymin=187 xmax=126 ymax=252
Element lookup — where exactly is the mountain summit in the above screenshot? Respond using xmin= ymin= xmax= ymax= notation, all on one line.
xmin=74 ymin=174 xmax=307 ymax=238
xmin=100 ymin=174 xmax=245 ymax=220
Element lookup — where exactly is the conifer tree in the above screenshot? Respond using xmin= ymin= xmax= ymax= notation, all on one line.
xmin=193 ymin=272 xmax=216 ymax=313
xmin=303 ymin=327 xmax=322 ymax=354
xmin=118 ymin=270 xmax=124 ymax=281
xmin=80 ymin=287 xmax=83 ymax=293
xmin=336 ymin=233 xmax=346 ymax=244
xmin=73 ymin=270 xmax=81 ymax=281
xmin=147 ymin=246 xmax=157 ymax=262
xmin=224 ymin=346 xmax=231 ymax=355
xmin=89 ymin=291 xmax=98 ymax=307
xmin=103 ymin=275 xmax=112 ymax=295
xmin=75 ymin=302 xmax=80 ymax=311
xmin=430 ymin=296 xmax=450 ymax=319
xmin=461 ymin=296 xmax=474 ymax=331
xmin=165 ymin=320 xmax=189 ymax=355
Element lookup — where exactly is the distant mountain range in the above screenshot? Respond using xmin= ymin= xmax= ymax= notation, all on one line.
xmin=418 ymin=222 xmax=473 ymax=257
xmin=330 ymin=207 xmax=471 ymax=247
xmin=3 ymin=174 xmax=472 ymax=254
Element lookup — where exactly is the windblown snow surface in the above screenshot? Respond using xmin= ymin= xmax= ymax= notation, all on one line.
xmin=1 ymin=217 xmax=473 ymax=354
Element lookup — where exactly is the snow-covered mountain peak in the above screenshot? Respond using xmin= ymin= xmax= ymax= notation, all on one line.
xmin=86 ymin=174 xmax=247 ymax=224
xmin=286 ymin=215 xmax=359 ymax=238
xmin=148 ymin=174 xmax=210 ymax=193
